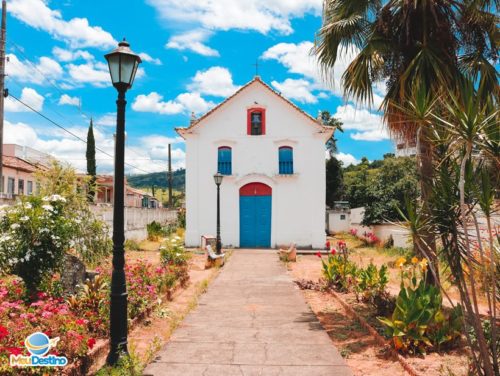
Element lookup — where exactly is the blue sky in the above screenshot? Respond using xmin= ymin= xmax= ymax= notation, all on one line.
xmin=4 ymin=0 xmax=393 ymax=174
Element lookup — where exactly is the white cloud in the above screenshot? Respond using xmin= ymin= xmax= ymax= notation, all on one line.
xmin=10 ymin=0 xmax=116 ymax=49
xmin=58 ymin=94 xmax=80 ymax=107
xmin=176 ymin=92 xmax=215 ymax=114
xmin=95 ymin=113 xmax=116 ymax=127
xmin=166 ymin=29 xmax=219 ymax=57
xmin=5 ymin=87 xmax=44 ymax=112
xmin=147 ymin=0 xmax=321 ymax=35
xmin=4 ymin=119 xmax=185 ymax=174
xmin=334 ymin=152 xmax=360 ymax=166
xmin=139 ymin=52 xmax=162 ymax=65
xmin=52 ymin=46 xmax=94 ymax=62
xmin=67 ymin=61 xmax=110 ymax=87
xmin=262 ymin=41 xmax=359 ymax=96
xmin=350 ymin=129 xmax=389 ymax=141
xmin=187 ymin=66 xmax=239 ymax=97
xmin=132 ymin=91 xmax=214 ymax=115
xmin=271 ymin=78 xmax=317 ymax=103
xmin=262 ymin=41 xmax=320 ymax=81
xmin=132 ymin=92 xmax=184 ymax=115
xmin=333 ymin=104 xmax=389 ymax=142
xmin=7 ymin=54 xmax=63 ymax=84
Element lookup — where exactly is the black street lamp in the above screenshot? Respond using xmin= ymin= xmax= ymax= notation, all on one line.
xmin=213 ymin=173 xmax=223 ymax=254
xmin=104 ymin=39 xmax=141 ymax=366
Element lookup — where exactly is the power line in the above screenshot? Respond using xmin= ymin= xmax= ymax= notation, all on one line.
xmin=8 ymin=40 xmax=91 ymax=121
xmin=8 ymin=92 xmax=156 ymax=175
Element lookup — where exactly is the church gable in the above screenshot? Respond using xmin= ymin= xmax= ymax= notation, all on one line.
xmin=176 ymin=77 xmax=331 ymax=140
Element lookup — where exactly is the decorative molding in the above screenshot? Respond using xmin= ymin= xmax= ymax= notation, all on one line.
xmin=273 ymin=138 xmax=298 ymax=147
xmin=213 ymin=139 xmax=237 ymax=147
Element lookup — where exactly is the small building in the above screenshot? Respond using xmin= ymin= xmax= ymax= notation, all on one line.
xmin=177 ymin=76 xmax=335 ymax=249
xmin=1 ymin=144 xmax=52 ymax=199
xmin=326 ymin=201 xmax=351 ymax=234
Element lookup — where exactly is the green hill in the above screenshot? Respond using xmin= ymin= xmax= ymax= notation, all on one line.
xmin=127 ymin=169 xmax=185 ymax=191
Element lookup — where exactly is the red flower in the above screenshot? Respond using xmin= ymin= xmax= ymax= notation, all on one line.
xmin=6 ymin=347 xmax=23 ymax=356
xmin=87 ymin=338 xmax=96 ymax=350
xmin=0 ymin=325 xmax=8 ymax=340
xmin=331 ymin=248 xmax=337 ymax=255
xmin=76 ymin=319 xmax=86 ymax=326
xmin=315 ymin=251 xmax=322 ymax=258
xmin=325 ymin=241 xmax=331 ymax=248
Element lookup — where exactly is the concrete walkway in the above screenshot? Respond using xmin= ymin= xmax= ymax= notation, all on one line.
xmin=144 ymin=250 xmax=351 ymax=376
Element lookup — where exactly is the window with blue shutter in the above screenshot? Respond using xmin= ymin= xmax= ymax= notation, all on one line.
xmin=279 ymin=147 xmax=293 ymax=174
xmin=218 ymin=147 xmax=232 ymax=175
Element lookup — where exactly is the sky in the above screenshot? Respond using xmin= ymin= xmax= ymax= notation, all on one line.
xmin=4 ymin=0 xmax=394 ymax=175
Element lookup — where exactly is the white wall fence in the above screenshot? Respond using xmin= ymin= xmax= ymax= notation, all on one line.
xmin=328 ymin=207 xmax=412 ymax=248
xmin=90 ymin=205 xmax=178 ymax=240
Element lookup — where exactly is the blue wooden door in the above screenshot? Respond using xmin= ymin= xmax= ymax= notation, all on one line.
xmin=240 ymin=183 xmax=272 ymax=248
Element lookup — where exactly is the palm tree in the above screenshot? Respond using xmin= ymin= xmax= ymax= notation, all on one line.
xmin=314 ymin=0 xmax=499 ymax=285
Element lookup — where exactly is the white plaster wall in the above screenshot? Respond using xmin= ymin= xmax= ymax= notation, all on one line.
xmin=328 ymin=211 xmax=350 ymax=234
xmin=184 ymin=81 xmax=328 ymax=249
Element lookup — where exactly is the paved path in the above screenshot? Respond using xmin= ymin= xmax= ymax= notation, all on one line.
xmin=144 ymin=250 xmax=351 ymax=376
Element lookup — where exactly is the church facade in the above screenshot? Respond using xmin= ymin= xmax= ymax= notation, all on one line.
xmin=177 ymin=77 xmax=334 ymax=249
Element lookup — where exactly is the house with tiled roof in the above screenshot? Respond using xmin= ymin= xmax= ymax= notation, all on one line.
xmin=177 ymin=76 xmax=334 ymax=249
xmin=1 ymin=144 xmax=52 ymax=199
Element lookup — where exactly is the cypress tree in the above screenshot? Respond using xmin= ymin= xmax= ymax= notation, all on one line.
xmin=86 ymin=118 xmax=97 ymax=202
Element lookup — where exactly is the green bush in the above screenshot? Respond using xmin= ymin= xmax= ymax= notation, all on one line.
xmin=160 ymin=235 xmax=190 ymax=266
xmin=378 ymin=258 xmax=462 ymax=354
xmin=355 ymin=263 xmax=393 ymax=314
xmin=321 ymin=254 xmax=359 ymax=291
xmin=125 ymin=239 xmax=141 ymax=251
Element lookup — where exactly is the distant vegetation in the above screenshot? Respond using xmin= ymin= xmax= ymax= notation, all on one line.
xmin=327 ymin=154 xmax=419 ymax=225
xmin=127 ymin=169 xmax=186 ymax=191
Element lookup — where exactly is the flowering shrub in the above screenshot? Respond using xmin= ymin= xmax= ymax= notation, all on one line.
xmin=0 ymin=258 xmax=187 ymax=374
xmin=319 ymin=241 xmax=358 ymax=292
xmin=361 ymin=232 xmax=380 ymax=246
xmin=0 ymin=278 xmax=96 ymax=375
xmin=0 ymin=194 xmax=111 ymax=294
xmin=378 ymin=257 xmax=462 ymax=354
xmin=160 ymin=234 xmax=190 ymax=266
xmin=0 ymin=196 xmax=75 ymax=293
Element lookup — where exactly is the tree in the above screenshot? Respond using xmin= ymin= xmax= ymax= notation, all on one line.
xmin=325 ymin=157 xmax=344 ymax=207
xmin=314 ymin=0 xmax=498 ymax=286
xmin=362 ymin=156 xmax=419 ymax=225
xmin=86 ymin=119 xmax=96 ymax=202
xmin=343 ymin=158 xmax=371 ymax=208
xmin=321 ymin=110 xmax=344 ymax=157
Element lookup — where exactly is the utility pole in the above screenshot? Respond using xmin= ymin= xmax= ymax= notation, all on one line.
xmin=168 ymin=143 xmax=172 ymax=208
xmin=0 ymin=0 xmax=7 ymax=194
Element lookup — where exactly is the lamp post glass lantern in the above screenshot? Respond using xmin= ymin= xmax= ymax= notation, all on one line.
xmin=214 ymin=173 xmax=223 ymax=254
xmin=104 ymin=38 xmax=141 ymax=366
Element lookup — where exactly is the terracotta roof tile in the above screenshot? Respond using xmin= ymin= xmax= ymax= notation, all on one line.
xmin=2 ymin=155 xmax=38 ymax=173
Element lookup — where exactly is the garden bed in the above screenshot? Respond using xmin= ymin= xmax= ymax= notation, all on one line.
xmin=288 ymin=246 xmax=471 ymax=376
xmin=0 ymin=244 xmax=201 ymax=375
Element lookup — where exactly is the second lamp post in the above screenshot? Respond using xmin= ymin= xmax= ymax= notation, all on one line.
xmin=213 ymin=173 xmax=223 ymax=254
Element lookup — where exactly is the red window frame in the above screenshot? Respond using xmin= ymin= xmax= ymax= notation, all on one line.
xmin=247 ymin=108 xmax=266 ymax=135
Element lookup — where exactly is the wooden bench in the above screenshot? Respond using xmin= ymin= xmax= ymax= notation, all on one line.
xmin=205 ymin=244 xmax=225 ymax=268
xmin=278 ymin=243 xmax=297 ymax=262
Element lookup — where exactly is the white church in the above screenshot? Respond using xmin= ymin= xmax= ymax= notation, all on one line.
xmin=177 ymin=77 xmax=334 ymax=249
